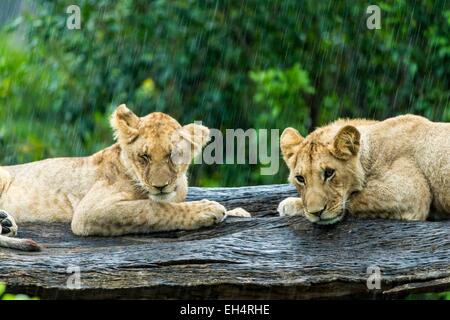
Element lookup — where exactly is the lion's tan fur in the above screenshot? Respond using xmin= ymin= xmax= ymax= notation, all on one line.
xmin=0 ymin=105 xmax=250 ymax=250
xmin=279 ymin=115 xmax=450 ymax=224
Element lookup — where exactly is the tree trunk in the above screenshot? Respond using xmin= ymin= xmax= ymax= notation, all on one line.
xmin=0 ymin=184 xmax=449 ymax=299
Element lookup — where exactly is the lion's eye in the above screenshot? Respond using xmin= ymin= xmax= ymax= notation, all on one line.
xmin=295 ymin=175 xmax=305 ymax=185
xmin=324 ymin=168 xmax=335 ymax=180
xmin=139 ymin=154 xmax=151 ymax=164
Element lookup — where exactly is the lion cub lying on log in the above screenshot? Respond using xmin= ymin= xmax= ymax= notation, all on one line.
xmin=278 ymin=115 xmax=449 ymax=225
xmin=0 ymin=105 xmax=248 ymax=251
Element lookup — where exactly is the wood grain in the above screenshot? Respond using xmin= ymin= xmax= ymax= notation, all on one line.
xmin=0 ymin=184 xmax=449 ymax=299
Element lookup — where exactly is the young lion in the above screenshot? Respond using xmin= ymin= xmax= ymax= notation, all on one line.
xmin=0 ymin=105 xmax=248 ymax=251
xmin=278 ymin=115 xmax=450 ymax=225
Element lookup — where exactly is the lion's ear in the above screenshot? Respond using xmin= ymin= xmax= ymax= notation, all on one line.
xmin=331 ymin=125 xmax=360 ymax=160
xmin=110 ymin=104 xmax=140 ymax=143
xmin=180 ymin=123 xmax=210 ymax=156
xmin=172 ymin=123 xmax=210 ymax=165
xmin=280 ymin=127 xmax=303 ymax=166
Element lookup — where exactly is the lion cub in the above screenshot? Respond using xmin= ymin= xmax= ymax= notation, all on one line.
xmin=0 ymin=105 xmax=249 ymax=251
xmin=278 ymin=115 xmax=449 ymax=225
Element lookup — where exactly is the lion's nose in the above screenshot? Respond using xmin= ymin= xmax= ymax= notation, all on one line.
xmin=152 ymin=183 xmax=169 ymax=192
xmin=308 ymin=205 xmax=327 ymax=217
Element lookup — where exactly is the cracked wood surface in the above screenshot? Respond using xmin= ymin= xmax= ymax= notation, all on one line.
xmin=0 ymin=184 xmax=449 ymax=299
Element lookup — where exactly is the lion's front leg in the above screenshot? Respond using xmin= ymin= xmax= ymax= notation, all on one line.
xmin=172 ymin=199 xmax=227 ymax=229
xmin=277 ymin=197 xmax=304 ymax=217
xmin=71 ymin=190 xmax=227 ymax=236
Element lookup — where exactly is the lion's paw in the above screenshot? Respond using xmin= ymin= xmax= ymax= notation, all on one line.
xmin=277 ymin=197 xmax=304 ymax=217
xmin=0 ymin=210 xmax=18 ymax=237
xmin=226 ymin=207 xmax=251 ymax=218
xmin=191 ymin=200 xmax=226 ymax=228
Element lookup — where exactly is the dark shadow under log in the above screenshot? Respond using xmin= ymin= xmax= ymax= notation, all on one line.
xmin=0 ymin=184 xmax=449 ymax=299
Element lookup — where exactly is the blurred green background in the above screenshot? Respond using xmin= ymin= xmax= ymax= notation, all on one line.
xmin=0 ymin=0 xmax=449 ymax=187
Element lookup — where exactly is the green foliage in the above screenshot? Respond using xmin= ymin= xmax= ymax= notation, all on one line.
xmin=0 ymin=282 xmax=39 ymax=300
xmin=0 ymin=31 xmax=111 ymax=164
xmin=406 ymin=291 xmax=450 ymax=300
xmin=0 ymin=0 xmax=448 ymax=186
xmin=250 ymin=64 xmax=314 ymax=134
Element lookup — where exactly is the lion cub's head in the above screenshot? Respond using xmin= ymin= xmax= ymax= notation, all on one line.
xmin=111 ymin=104 xmax=209 ymax=202
xmin=280 ymin=125 xmax=365 ymax=224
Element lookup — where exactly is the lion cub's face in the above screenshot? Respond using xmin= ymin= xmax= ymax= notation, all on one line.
xmin=111 ymin=104 xmax=209 ymax=202
xmin=280 ymin=126 xmax=365 ymax=224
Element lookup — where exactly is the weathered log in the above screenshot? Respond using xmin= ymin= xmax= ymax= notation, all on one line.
xmin=0 ymin=184 xmax=449 ymax=299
